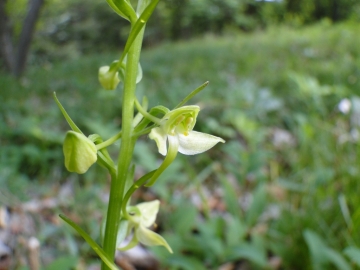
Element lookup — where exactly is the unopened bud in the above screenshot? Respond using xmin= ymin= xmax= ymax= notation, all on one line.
xmin=98 ymin=66 xmax=120 ymax=90
xmin=63 ymin=131 xmax=97 ymax=174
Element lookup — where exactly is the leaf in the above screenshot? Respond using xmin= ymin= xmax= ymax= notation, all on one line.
xmin=220 ymin=175 xmax=241 ymax=217
xmin=224 ymin=243 xmax=268 ymax=267
xmin=225 ymin=217 xmax=247 ymax=247
xmin=53 ymin=92 xmax=82 ymax=134
xmin=118 ymin=0 xmax=160 ymax=64
xmin=324 ymin=248 xmax=351 ymax=270
xmin=303 ymin=229 xmax=329 ymax=270
xmin=59 ymin=214 xmax=119 ymax=270
xmin=174 ymin=81 xmax=209 ymax=109
xmin=105 ymin=0 xmax=136 ymax=22
xmin=44 ymin=256 xmax=78 ymax=270
xmin=304 ymin=229 xmax=351 ymax=270
xmin=166 ymin=255 xmax=207 ymax=270
xmin=245 ymin=184 xmax=267 ymax=227
xmin=344 ymin=246 xmax=360 ymax=267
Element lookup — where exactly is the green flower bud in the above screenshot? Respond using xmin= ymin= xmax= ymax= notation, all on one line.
xmin=63 ymin=131 xmax=97 ymax=174
xmin=98 ymin=66 xmax=120 ymax=90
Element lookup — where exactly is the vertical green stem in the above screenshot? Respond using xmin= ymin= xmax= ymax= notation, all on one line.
xmin=101 ymin=27 xmax=145 ymax=270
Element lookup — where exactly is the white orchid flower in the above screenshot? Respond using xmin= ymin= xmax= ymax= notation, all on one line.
xmin=118 ymin=200 xmax=172 ymax=253
xmin=147 ymin=106 xmax=225 ymax=186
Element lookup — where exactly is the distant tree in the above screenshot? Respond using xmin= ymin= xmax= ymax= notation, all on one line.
xmin=0 ymin=0 xmax=44 ymax=77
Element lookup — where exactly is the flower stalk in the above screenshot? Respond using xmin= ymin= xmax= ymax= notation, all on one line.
xmin=101 ymin=26 xmax=145 ymax=270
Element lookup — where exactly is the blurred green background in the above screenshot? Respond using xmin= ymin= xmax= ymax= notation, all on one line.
xmin=1 ymin=0 xmax=360 ymax=269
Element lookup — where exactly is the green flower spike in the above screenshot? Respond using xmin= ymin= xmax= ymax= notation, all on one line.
xmin=118 ymin=200 xmax=172 ymax=253
xmin=147 ymin=106 xmax=225 ymax=186
xmin=98 ymin=66 xmax=121 ymax=90
xmin=63 ymin=131 xmax=97 ymax=174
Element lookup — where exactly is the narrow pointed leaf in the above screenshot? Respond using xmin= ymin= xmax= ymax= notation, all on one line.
xmin=53 ymin=92 xmax=82 ymax=134
xmin=59 ymin=214 xmax=119 ymax=270
xmin=112 ymin=0 xmax=137 ymax=22
xmin=105 ymin=0 xmax=128 ymax=19
xmin=174 ymin=81 xmax=209 ymax=109
xmin=119 ymin=0 xmax=160 ymax=63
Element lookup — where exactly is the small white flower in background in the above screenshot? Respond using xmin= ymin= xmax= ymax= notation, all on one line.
xmin=118 ymin=200 xmax=173 ymax=253
xmin=338 ymin=98 xmax=351 ymax=114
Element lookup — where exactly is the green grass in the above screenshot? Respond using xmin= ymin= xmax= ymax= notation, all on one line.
xmin=1 ymin=21 xmax=360 ymax=269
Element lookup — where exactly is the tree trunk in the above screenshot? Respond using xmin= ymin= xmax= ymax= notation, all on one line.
xmin=14 ymin=0 xmax=44 ymax=77
xmin=0 ymin=0 xmax=44 ymax=77
xmin=0 ymin=0 xmax=15 ymax=72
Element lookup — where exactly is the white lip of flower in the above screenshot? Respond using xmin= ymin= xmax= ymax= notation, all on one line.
xmin=118 ymin=200 xmax=173 ymax=253
xmin=147 ymin=105 xmax=225 ymax=186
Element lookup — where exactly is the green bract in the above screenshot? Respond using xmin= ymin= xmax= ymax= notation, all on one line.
xmin=63 ymin=131 xmax=97 ymax=174
xmin=98 ymin=66 xmax=121 ymax=90
xmin=118 ymin=200 xmax=172 ymax=253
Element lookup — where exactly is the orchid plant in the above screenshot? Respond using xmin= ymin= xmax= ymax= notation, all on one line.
xmin=54 ymin=0 xmax=224 ymax=269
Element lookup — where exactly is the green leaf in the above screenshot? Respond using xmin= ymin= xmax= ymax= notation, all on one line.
xmin=225 ymin=217 xmax=247 ymax=247
xmin=304 ymin=229 xmax=329 ymax=270
xmin=166 ymin=255 xmax=207 ymax=270
xmin=118 ymin=0 xmax=160 ymax=64
xmin=53 ymin=92 xmax=82 ymax=134
xmin=174 ymin=81 xmax=209 ymax=109
xmin=245 ymin=184 xmax=267 ymax=227
xmin=170 ymin=203 xmax=197 ymax=235
xmin=44 ymin=256 xmax=78 ymax=270
xmin=344 ymin=246 xmax=360 ymax=266
xmin=324 ymin=248 xmax=351 ymax=270
xmin=59 ymin=214 xmax=120 ymax=270
xmin=304 ymin=229 xmax=351 ymax=270
xmin=224 ymin=243 xmax=268 ymax=267
xmin=220 ymin=174 xmax=241 ymax=217
xmin=106 ymin=0 xmax=136 ymax=22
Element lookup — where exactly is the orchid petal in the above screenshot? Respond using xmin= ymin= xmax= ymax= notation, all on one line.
xmin=145 ymin=135 xmax=179 ymax=186
xmin=137 ymin=200 xmax=160 ymax=228
xmin=178 ymin=131 xmax=225 ymax=155
xmin=149 ymin=127 xmax=168 ymax=156
xmin=136 ymin=225 xmax=173 ymax=253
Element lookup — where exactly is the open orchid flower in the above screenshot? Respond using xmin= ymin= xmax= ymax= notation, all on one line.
xmin=118 ymin=200 xmax=172 ymax=253
xmin=147 ymin=106 xmax=225 ymax=186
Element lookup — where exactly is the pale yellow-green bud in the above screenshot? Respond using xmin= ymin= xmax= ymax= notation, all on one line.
xmin=98 ymin=66 xmax=120 ymax=90
xmin=63 ymin=131 xmax=97 ymax=174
